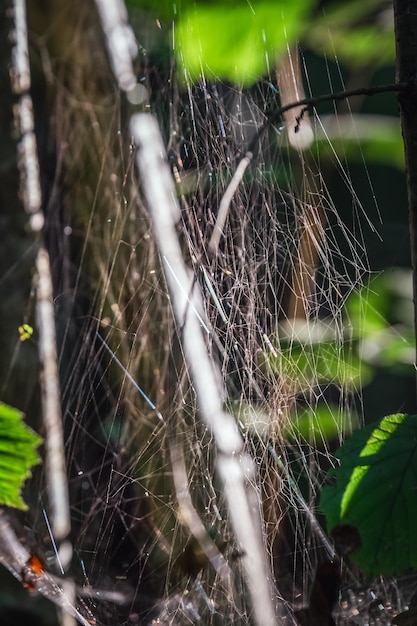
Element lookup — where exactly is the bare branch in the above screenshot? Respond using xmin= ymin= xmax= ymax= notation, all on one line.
xmin=36 ymin=248 xmax=70 ymax=542
xmin=94 ymin=0 xmax=147 ymax=105
xmin=248 ymin=81 xmax=408 ymax=155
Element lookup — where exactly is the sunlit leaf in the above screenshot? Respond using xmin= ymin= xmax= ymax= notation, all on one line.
xmin=0 ymin=402 xmax=42 ymax=510
xmin=320 ymin=413 xmax=417 ymax=577
xmin=176 ymin=1 xmax=313 ymax=85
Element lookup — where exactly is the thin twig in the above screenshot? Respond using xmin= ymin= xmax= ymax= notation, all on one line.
xmin=169 ymin=436 xmax=239 ymax=607
xmin=248 ymin=81 xmax=408 ymax=154
xmin=208 ymin=152 xmax=252 ymax=254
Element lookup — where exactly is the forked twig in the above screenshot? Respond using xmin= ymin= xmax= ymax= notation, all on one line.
xmin=249 ymin=80 xmax=408 ymax=153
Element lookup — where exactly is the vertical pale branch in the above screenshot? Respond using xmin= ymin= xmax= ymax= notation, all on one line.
xmin=11 ymin=0 xmax=43 ymax=232
xmin=393 ymin=0 xmax=417 ymax=397
xmin=285 ymin=178 xmax=326 ymax=323
xmin=10 ymin=7 xmax=73 ymax=624
xmin=276 ymin=45 xmax=313 ymax=151
xmin=12 ymin=0 xmax=70 ymax=546
xmin=94 ymin=0 xmax=139 ymax=94
xmin=276 ymin=46 xmax=323 ymax=323
xmin=35 ymin=249 xmax=70 ymax=543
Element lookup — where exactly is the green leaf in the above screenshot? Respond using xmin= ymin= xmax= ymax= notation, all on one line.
xmin=320 ymin=413 xmax=417 ymax=577
xmin=0 ymin=402 xmax=42 ymax=510
xmin=177 ymin=1 xmax=313 ymax=85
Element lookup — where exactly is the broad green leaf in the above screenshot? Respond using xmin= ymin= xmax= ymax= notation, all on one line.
xmin=320 ymin=414 xmax=417 ymax=577
xmin=0 ymin=402 xmax=42 ymax=510
xmin=177 ymin=1 xmax=313 ymax=85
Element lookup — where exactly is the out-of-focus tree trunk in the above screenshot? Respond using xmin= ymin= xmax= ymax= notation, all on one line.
xmin=394 ymin=0 xmax=417 ymax=403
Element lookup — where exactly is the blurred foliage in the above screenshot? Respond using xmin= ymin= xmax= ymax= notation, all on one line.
xmin=259 ymin=270 xmax=414 ymax=445
xmin=313 ymin=115 xmax=405 ymax=170
xmin=127 ymin=0 xmax=394 ymax=82
xmin=320 ymin=413 xmax=417 ymax=578
xmin=268 ymin=340 xmax=368 ymax=392
xmin=175 ymin=1 xmax=312 ymax=84
xmin=306 ymin=0 xmax=395 ymax=69
xmin=346 ymin=270 xmax=415 ymax=373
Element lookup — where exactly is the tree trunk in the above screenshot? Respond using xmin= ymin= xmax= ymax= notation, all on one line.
xmin=394 ymin=0 xmax=417 ymax=404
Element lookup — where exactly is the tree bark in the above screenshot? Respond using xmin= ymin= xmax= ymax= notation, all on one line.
xmin=394 ymin=0 xmax=417 ymax=403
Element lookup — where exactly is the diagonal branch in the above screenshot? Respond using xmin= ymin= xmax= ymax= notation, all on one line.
xmin=131 ymin=113 xmax=296 ymax=626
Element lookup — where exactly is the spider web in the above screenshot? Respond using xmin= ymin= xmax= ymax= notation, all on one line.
xmin=11 ymin=3 xmax=408 ymax=625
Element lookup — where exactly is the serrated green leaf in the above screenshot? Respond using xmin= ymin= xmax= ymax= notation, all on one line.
xmin=320 ymin=413 xmax=417 ymax=577
xmin=0 ymin=402 xmax=42 ymax=510
xmin=177 ymin=1 xmax=313 ymax=85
